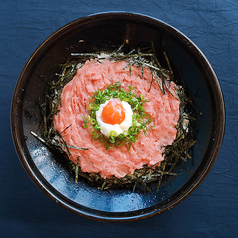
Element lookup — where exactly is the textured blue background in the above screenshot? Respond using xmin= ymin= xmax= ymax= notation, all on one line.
xmin=0 ymin=0 xmax=237 ymax=237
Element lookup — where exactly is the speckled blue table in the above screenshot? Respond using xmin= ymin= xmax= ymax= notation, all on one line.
xmin=1 ymin=0 xmax=237 ymax=237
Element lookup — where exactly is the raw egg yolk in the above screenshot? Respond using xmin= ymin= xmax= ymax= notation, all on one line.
xmin=101 ymin=100 xmax=126 ymax=125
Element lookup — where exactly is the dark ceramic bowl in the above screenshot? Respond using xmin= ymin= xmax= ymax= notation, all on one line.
xmin=11 ymin=12 xmax=225 ymax=222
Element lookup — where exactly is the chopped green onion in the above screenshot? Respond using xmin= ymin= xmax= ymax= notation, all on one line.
xmin=91 ymin=132 xmax=99 ymax=140
xmin=109 ymin=136 xmax=116 ymax=143
xmin=93 ymin=124 xmax=100 ymax=131
xmin=88 ymin=102 xmax=95 ymax=110
xmin=110 ymin=130 xmax=117 ymax=136
xmin=124 ymin=95 xmax=132 ymax=102
xmin=139 ymin=94 xmax=144 ymax=101
xmin=114 ymin=81 xmax=121 ymax=88
xmin=83 ymin=82 xmax=151 ymax=150
xmin=90 ymin=118 xmax=96 ymax=125
xmin=118 ymin=133 xmax=125 ymax=140
xmin=99 ymin=135 xmax=106 ymax=143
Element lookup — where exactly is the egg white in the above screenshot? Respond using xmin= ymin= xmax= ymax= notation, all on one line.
xmin=96 ymin=98 xmax=133 ymax=137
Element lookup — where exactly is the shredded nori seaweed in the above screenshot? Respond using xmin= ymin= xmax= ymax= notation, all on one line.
xmin=32 ymin=42 xmax=197 ymax=192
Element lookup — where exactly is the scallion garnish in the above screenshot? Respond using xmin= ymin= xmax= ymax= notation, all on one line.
xmin=82 ymin=82 xmax=151 ymax=150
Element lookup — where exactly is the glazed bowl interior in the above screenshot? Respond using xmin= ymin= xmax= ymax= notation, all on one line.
xmin=11 ymin=12 xmax=225 ymax=222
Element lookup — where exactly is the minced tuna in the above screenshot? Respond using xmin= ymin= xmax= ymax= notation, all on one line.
xmin=53 ymin=59 xmax=180 ymax=178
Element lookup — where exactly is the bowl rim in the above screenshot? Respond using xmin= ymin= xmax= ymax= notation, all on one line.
xmin=11 ymin=12 xmax=225 ymax=222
